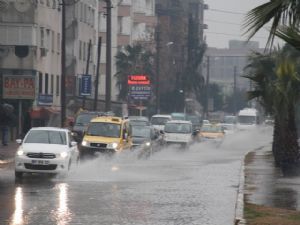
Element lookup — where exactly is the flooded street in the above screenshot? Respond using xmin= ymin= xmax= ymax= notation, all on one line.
xmin=0 ymin=127 xmax=272 ymax=225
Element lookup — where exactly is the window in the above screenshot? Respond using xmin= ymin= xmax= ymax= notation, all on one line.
xmin=51 ymin=31 xmax=55 ymax=51
xmin=39 ymin=72 xmax=43 ymax=94
xmin=79 ymin=41 xmax=82 ymax=60
xmin=40 ymin=28 xmax=45 ymax=47
xmin=51 ymin=74 xmax=54 ymax=94
xmin=56 ymin=75 xmax=60 ymax=96
xmin=45 ymin=73 xmax=49 ymax=94
xmin=46 ymin=29 xmax=50 ymax=49
xmin=57 ymin=33 xmax=60 ymax=53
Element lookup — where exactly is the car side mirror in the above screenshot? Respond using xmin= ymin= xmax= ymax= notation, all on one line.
xmin=159 ymin=130 xmax=164 ymax=135
xmin=16 ymin=139 xmax=22 ymax=144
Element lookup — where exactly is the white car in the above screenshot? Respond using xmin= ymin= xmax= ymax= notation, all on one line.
xmin=150 ymin=114 xmax=172 ymax=131
xmin=15 ymin=127 xmax=79 ymax=178
xmin=163 ymin=120 xmax=193 ymax=148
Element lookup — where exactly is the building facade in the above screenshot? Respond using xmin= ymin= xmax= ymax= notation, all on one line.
xmin=205 ymin=40 xmax=264 ymax=94
xmin=0 ymin=0 xmax=62 ymax=129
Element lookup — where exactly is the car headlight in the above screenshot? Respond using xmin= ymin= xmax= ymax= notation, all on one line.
xmin=60 ymin=152 xmax=68 ymax=158
xmin=107 ymin=142 xmax=118 ymax=149
xmin=81 ymin=140 xmax=89 ymax=146
xmin=16 ymin=150 xmax=24 ymax=156
xmin=145 ymin=142 xmax=151 ymax=147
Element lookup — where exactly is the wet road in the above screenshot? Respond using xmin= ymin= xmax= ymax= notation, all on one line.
xmin=0 ymin=127 xmax=272 ymax=225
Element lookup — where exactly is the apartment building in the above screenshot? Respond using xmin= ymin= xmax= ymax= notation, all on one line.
xmin=205 ymin=40 xmax=264 ymax=94
xmin=98 ymin=0 xmax=157 ymax=106
xmin=0 ymin=0 xmax=62 ymax=127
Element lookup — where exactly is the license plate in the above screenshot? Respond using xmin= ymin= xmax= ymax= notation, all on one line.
xmin=31 ymin=160 xmax=50 ymax=165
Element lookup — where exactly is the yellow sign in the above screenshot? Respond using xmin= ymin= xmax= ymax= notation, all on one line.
xmin=3 ymin=75 xmax=35 ymax=99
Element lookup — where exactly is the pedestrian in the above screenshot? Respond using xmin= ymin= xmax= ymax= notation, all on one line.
xmin=0 ymin=103 xmax=15 ymax=146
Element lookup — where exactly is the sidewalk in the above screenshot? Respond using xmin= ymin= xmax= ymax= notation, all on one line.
xmin=242 ymin=145 xmax=300 ymax=224
xmin=0 ymin=141 xmax=18 ymax=166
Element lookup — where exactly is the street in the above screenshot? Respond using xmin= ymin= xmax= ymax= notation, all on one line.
xmin=0 ymin=126 xmax=272 ymax=225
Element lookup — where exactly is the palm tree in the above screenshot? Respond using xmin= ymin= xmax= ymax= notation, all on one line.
xmin=115 ymin=44 xmax=154 ymax=101
xmin=245 ymin=46 xmax=300 ymax=168
xmin=244 ymin=0 xmax=300 ymax=47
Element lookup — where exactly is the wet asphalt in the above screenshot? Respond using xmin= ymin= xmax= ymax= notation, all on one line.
xmin=0 ymin=127 xmax=272 ymax=225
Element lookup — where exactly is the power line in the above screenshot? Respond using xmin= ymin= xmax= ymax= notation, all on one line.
xmin=208 ymin=8 xmax=246 ymax=15
xmin=206 ymin=19 xmax=241 ymax=26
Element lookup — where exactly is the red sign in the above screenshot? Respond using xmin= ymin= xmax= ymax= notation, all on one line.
xmin=128 ymin=75 xmax=150 ymax=85
xmin=3 ymin=75 xmax=35 ymax=99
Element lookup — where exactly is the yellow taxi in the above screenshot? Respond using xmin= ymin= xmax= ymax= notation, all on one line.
xmin=80 ymin=116 xmax=132 ymax=156
xmin=200 ymin=124 xmax=225 ymax=142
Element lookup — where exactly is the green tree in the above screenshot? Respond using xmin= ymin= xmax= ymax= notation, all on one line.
xmin=245 ymin=46 xmax=300 ymax=169
xmin=244 ymin=0 xmax=300 ymax=47
xmin=115 ymin=44 xmax=154 ymax=101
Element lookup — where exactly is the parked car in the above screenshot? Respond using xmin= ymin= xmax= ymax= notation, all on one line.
xmin=15 ymin=127 xmax=79 ymax=179
xmin=162 ymin=120 xmax=194 ymax=149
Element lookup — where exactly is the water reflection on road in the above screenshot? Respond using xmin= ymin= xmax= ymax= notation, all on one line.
xmin=0 ymin=126 xmax=274 ymax=225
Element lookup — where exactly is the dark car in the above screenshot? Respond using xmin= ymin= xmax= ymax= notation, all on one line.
xmin=71 ymin=111 xmax=103 ymax=142
xmin=128 ymin=116 xmax=150 ymax=126
xmin=131 ymin=125 xmax=161 ymax=157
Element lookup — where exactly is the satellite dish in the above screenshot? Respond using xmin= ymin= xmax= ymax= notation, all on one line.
xmin=14 ymin=0 xmax=31 ymax=13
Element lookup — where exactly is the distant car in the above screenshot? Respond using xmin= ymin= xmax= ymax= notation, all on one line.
xmin=131 ymin=125 xmax=161 ymax=156
xmin=128 ymin=116 xmax=150 ymax=126
xmin=202 ymin=120 xmax=210 ymax=125
xmin=221 ymin=115 xmax=237 ymax=134
xmin=162 ymin=120 xmax=193 ymax=149
xmin=171 ymin=112 xmax=186 ymax=121
xmin=15 ymin=127 xmax=79 ymax=179
xmin=71 ymin=111 xmax=104 ymax=142
xmin=150 ymin=114 xmax=172 ymax=131
xmin=186 ymin=114 xmax=202 ymax=130
xmin=200 ymin=124 xmax=225 ymax=143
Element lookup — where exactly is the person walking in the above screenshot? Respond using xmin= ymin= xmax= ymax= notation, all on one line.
xmin=0 ymin=103 xmax=14 ymax=146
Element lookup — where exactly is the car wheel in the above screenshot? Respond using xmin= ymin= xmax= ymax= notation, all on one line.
xmin=15 ymin=171 xmax=23 ymax=179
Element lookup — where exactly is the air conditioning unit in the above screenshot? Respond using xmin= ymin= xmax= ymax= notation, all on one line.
xmin=40 ymin=47 xmax=47 ymax=57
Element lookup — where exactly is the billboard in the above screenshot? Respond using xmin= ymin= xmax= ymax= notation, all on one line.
xmin=80 ymin=74 xmax=92 ymax=96
xmin=2 ymin=75 xmax=35 ymax=99
xmin=128 ymin=75 xmax=150 ymax=85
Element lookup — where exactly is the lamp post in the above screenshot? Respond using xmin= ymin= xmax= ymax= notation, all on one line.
xmin=105 ymin=0 xmax=112 ymax=112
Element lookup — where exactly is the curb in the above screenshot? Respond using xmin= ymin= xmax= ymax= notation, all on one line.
xmin=234 ymin=162 xmax=246 ymax=225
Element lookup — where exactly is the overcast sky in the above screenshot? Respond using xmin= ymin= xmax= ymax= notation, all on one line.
xmin=204 ymin=0 xmax=271 ymax=48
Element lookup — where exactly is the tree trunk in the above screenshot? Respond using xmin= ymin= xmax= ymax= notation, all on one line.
xmin=272 ymin=117 xmax=281 ymax=167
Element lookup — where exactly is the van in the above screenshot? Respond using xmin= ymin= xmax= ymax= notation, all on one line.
xmin=80 ymin=116 xmax=132 ymax=156
xmin=150 ymin=114 xmax=172 ymax=131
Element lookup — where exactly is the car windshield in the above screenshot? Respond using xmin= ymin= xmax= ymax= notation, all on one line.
xmin=86 ymin=122 xmax=121 ymax=138
xmin=132 ymin=126 xmax=151 ymax=138
xmin=201 ymin=125 xmax=223 ymax=133
xmin=75 ymin=114 xmax=97 ymax=126
xmin=224 ymin=116 xmax=236 ymax=124
xmin=238 ymin=116 xmax=256 ymax=125
xmin=151 ymin=117 xmax=170 ymax=125
xmin=164 ymin=123 xmax=192 ymax=133
xmin=24 ymin=130 xmax=67 ymax=145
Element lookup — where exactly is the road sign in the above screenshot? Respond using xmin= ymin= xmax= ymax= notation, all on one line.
xmin=129 ymin=85 xmax=151 ymax=100
xmin=2 ymin=75 xmax=35 ymax=99
xmin=80 ymin=74 xmax=92 ymax=96
xmin=128 ymin=75 xmax=150 ymax=85
xmin=38 ymin=94 xmax=53 ymax=106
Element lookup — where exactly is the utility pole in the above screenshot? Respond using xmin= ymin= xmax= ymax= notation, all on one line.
xmin=93 ymin=37 xmax=102 ymax=111
xmin=82 ymin=39 xmax=92 ymax=109
xmin=233 ymin=66 xmax=237 ymax=116
xmin=105 ymin=0 xmax=112 ymax=112
xmin=155 ymin=26 xmax=161 ymax=114
xmin=60 ymin=0 xmax=66 ymax=127
xmin=205 ymin=56 xmax=210 ymax=119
